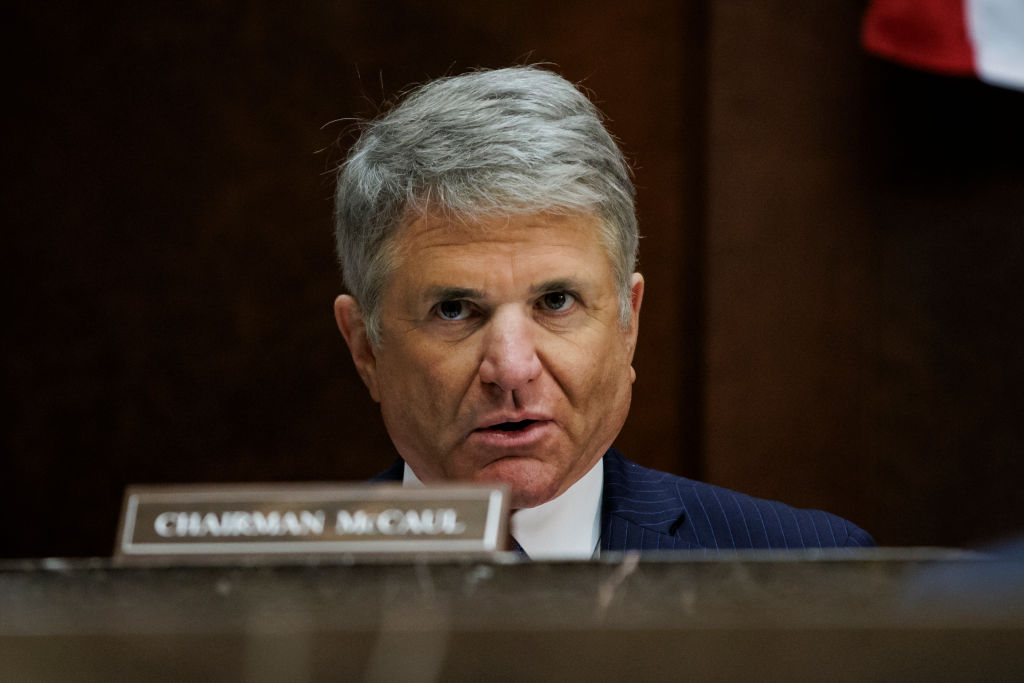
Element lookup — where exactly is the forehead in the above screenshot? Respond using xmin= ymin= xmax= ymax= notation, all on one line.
xmin=391 ymin=211 xmax=611 ymax=266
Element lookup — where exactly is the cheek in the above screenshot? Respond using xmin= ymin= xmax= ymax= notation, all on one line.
xmin=551 ymin=333 xmax=631 ymax=403
xmin=376 ymin=341 xmax=479 ymax=419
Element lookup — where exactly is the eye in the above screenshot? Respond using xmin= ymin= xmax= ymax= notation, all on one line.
xmin=436 ymin=300 xmax=470 ymax=321
xmin=539 ymin=291 xmax=575 ymax=312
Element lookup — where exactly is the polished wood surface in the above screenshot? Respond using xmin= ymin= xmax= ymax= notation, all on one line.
xmin=3 ymin=552 xmax=1023 ymax=681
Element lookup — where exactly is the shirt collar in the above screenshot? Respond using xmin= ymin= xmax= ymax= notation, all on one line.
xmin=401 ymin=460 xmax=603 ymax=559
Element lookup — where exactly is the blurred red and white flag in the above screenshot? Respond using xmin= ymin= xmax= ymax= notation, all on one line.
xmin=862 ymin=0 xmax=1024 ymax=91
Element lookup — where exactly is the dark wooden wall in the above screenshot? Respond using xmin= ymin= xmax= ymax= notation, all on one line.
xmin=4 ymin=0 xmax=1022 ymax=557
xmin=702 ymin=1 xmax=1024 ymax=546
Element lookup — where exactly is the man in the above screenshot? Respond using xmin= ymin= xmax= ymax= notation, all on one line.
xmin=332 ymin=66 xmax=874 ymax=557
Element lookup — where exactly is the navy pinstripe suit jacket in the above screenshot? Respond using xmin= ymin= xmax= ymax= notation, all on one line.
xmin=600 ymin=448 xmax=874 ymax=551
xmin=373 ymin=447 xmax=875 ymax=551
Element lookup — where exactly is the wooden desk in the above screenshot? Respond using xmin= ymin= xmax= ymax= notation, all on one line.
xmin=2 ymin=549 xmax=1022 ymax=681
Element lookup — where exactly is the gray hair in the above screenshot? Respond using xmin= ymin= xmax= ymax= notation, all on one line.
xmin=334 ymin=66 xmax=638 ymax=345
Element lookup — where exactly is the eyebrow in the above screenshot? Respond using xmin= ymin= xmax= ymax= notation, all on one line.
xmin=531 ymin=278 xmax=586 ymax=295
xmin=424 ymin=286 xmax=487 ymax=303
xmin=423 ymin=278 xmax=589 ymax=303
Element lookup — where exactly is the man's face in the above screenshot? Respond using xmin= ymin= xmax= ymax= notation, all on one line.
xmin=335 ymin=211 xmax=643 ymax=509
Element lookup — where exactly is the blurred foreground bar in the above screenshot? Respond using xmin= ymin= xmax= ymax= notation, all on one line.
xmin=2 ymin=549 xmax=1023 ymax=681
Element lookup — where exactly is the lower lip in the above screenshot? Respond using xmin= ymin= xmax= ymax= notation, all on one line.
xmin=469 ymin=420 xmax=554 ymax=448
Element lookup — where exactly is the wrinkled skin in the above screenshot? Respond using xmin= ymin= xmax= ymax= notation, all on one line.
xmin=335 ymin=211 xmax=643 ymax=509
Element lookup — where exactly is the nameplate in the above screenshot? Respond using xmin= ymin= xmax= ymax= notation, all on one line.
xmin=115 ymin=483 xmax=509 ymax=561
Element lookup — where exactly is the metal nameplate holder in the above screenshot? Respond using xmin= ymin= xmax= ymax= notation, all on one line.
xmin=115 ymin=482 xmax=510 ymax=563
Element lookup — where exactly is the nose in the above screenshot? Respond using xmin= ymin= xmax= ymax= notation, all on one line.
xmin=478 ymin=306 xmax=542 ymax=392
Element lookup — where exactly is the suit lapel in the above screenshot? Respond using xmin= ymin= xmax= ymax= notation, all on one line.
xmin=371 ymin=458 xmax=405 ymax=482
xmin=600 ymin=448 xmax=701 ymax=552
xmin=377 ymin=451 xmax=703 ymax=551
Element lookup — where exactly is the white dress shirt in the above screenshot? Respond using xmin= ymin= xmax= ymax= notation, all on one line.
xmin=402 ymin=459 xmax=603 ymax=559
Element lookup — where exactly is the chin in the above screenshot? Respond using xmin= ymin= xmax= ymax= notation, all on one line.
xmin=508 ymin=489 xmax=558 ymax=510
xmin=473 ymin=459 xmax=563 ymax=510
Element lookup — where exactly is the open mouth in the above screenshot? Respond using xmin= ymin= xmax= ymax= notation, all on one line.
xmin=488 ymin=419 xmax=538 ymax=432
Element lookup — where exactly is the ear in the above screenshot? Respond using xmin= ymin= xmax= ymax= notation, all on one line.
xmin=626 ymin=273 xmax=644 ymax=382
xmin=334 ymin=294 xmax=381 ymax=403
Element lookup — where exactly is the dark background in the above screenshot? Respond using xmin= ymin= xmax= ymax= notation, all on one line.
xmin=4 ymin=0 xmax=1023 ymax=557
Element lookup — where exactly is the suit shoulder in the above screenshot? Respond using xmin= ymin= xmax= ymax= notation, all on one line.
xmin=371 ymin=458 xmax=405 ymax=482
xmin=603 ymin=449 xmax=875 ymax=549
